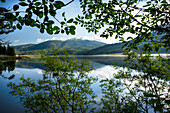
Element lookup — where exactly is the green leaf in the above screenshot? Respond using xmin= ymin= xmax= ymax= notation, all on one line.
xmin=144 ymin=93 xmax=158 ymax=97
xmin=165 ymin=100 xmax=170 ymax=104
xmin=35 ymin=2 xmax=41 ymax=6
xmin=61 ymin=29 xmax=64 ymax=33
xmin=70 ymin=26 xmax=76 ymax=30
xmin=70 ymin=30 xmax=75 ymax=35
xmin=69 ymin=26 xmax=76 ymax=35
xmin=61 ymin=21 xmax=65 ymax=25
xmin=48 ymin=20 xmax=54 ymax=24
xmin=67 ymin=18 xmax=73 ymax=23
xmin=62 ymin=12 xmax=65 ymax=17
xmin=49 ymin=10 xmax=56 ymax=16
xmin=13 ymin=5 xmax=19 ymax=11
xmin=39 ymin=12 xmax=43 ymax=18
xmin=54 ymin=1 xmax=65 ymax=9
xmin=19 ymin=2 xmax=28 ymax=6
xmin=40 ymin=28 xmax=44 ymax=33
xmin=73 ymin=21 xmax=78 ymax=25
xmin=46 ymin=28 xmax=53 ymax=35
xmin=149 ymin=99 xmax=160 ymax=104
xmin=17 ymin=24 xmax=22 ymax=30
xmin=53 ymin=26 xmax=60 ymax=34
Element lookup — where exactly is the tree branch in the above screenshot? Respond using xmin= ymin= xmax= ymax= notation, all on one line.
xmin=56 ymin=0 xmax=75 ymax=11
xmin=119 ymin=6 xmax=170 ymax=32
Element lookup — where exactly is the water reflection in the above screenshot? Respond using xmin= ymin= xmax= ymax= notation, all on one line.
xmin=1 ymin=55 xmax=169 ymax=112
xmin=0 ymin=56 xmax=125 ymax=113
xmin=15 ymin=56 xmax=125 ymax=70
xmin=0 ymin=61 xmax=16 ymax=80
xmin=7 ymin=54 xmax=100 ymax=113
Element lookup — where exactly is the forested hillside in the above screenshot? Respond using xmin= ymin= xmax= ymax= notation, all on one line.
xmin=14 ymin=39 xmax=106 ymax=55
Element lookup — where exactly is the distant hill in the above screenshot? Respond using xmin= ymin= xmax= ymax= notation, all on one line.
xmin=79 ymin=42 xmax=169 ymax=55
xmin=79 ymin=43 xmax=124 ymax=55
xmin=14 ymin=39 xmax=106 ymax=55
xmin=14 ymin=38 xmax=169 ymax=55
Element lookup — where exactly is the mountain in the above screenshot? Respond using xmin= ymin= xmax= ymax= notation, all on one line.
xmin=79 ymin=43 xmax=124 ymax=55
xmin=14 ymin=39 xmax=106 ymax=55
xmin=79 ymin=41 xmax=169 ymax=55
xmin=14 ymin=38 xmax=169 ymax=55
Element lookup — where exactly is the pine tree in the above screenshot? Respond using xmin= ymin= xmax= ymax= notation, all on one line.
xmin=0 ymin=44 xmax=2 ymax=54
xmin=6 ymin=45 xmax=10 ymax=55
xmin=6 ymin=45 xmax=15 ymax=56
xmin=2 ymin=46 xmax=6 ymax=55
xmin=10 ymin=47 xmax=16 ymax=56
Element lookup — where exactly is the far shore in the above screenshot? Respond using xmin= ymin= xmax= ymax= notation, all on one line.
xmin=12 ymin=53 xmax=170 ymax=59
xmin=72 ymin=53 xmax=170 ymax=57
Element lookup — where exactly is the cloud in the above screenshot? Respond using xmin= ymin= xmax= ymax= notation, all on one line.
xmin=52 ymin=37 xmax=72 ymax=41
xmin=36 ymin=37 xmax=73 ymax=43
xmin=90 ymin=66 xmax=118 ymax=79
xmin=37 ymin=70 xmax=43 ymax=75
xmin=14 ymin=40 xmax=19 ymax=43
xmin=51 ymin=37 xmax=58 ymax=40
xmin=16 ymin=71 xmax=20 ymax=74
xmin=36 ymin=31 xmax=136 ymax=44
xmin=36 ymin=38 xmax=49 ymax=43
xmin=76 ymin=35 xmax=120 ymax=44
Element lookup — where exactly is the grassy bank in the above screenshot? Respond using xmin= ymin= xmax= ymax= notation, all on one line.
xmin=0 ymin=55 xmax=25 ymax=61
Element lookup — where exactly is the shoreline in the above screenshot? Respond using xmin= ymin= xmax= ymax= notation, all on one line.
xmin=15 ymin=53 xmax=170 ymax=59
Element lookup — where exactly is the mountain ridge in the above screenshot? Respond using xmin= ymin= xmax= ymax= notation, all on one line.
xmin=14 ymin=39 xmax=107 ymax=55
xmin=14 ymin=38 xmax=169 ymax=55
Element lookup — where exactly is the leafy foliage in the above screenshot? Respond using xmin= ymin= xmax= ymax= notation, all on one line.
xmin=8 ymin=49 xmax=98 ymax=112
xmin=99 ymin=51 xmax=170 ymax=113
xmin=78 ymin=0 xmax=170 ymax=52
xmin=0 ymin=0 xmax=76 ymax=35
xmin=2 ymin=0 xmax=170 ymax=112
xmin=99 ymin=78 xmax=142 ymax=113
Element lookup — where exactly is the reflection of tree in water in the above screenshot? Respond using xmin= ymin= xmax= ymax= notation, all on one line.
xmin=99 ymin=53 xmax=170 ymax=113
xmin=6 ymin=51 xmax=170 ymax=112
xmin=0 ymin=61 xmax=16 ymax=80
xmin=8 ymin=50 xmax=98 ymax=113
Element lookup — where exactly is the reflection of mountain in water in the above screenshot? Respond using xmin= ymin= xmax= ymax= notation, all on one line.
xmin=15 ymin=56 xmax=125 ymax=70
xmin=73 ymin=56 xmax=125 ymax=66
xmin=16 ymin=61 xmax=45 ymax=69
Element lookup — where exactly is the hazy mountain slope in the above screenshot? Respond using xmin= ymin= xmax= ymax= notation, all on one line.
xmin=80 ymin=41 xmax=169 ymax=55
xmin=80 ymin=43 xmax=124 ymax=55
xmin=14 ymin=39 xmax=106 ymax=55
xmin=14 ymin=44 xmax=36 ymax=51
xmin=15 ymin=40 xmax=63 ymax=51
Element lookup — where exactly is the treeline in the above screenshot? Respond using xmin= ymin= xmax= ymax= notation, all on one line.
xmin=0 ymin=45 xmax=16 ymax=56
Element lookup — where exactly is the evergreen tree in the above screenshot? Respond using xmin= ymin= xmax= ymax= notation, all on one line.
xmin=6 ymin=45 xmax=10 ymax=55
xmin=2 ymin=46 xmax=6 ymax=55
xmin=0 ymin=44 xmax=2 ymax=54
xmin=10 ymin=47 xmax=16 ymax=56
xmin=6 ymin=45 xmax=16 ymax=56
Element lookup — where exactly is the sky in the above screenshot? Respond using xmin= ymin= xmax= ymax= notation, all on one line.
xmin=0 ymin=0 xmax=145 ymax=46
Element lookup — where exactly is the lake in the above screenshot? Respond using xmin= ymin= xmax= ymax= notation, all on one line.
xmin=0 ymin=56 xmax=125 ymax=113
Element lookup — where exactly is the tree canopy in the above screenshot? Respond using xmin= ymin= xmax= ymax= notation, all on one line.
xmin=0 ymin=0 xmax=169 ymax=52
xmin=1 ymin=0 xmax=170 ymax=112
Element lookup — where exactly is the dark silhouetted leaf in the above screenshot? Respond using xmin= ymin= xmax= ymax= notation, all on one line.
xmin=8 ymin=75 xmax=15 ymax=80
xmin=19 ymin=2 xmax=28 ymax=6
xmin=13 ymin=5 xmax=19 ymax=11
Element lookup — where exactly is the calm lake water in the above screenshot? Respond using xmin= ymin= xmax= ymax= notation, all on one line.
xmin=0 ymin=56 xmax=125 ymax=113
